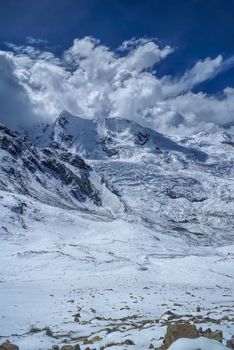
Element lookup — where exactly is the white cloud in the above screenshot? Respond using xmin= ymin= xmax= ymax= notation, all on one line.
xmin=163 ymin=55 xmax=224 ymax=96
xmin=26 ymin=36 xmax=48 ymax=45
xmin=0 ymin=51 xmax=40 ymax=129
xmin=1 ymin=36 xmax=234 ymax=135
xmin=119 ymin=40 xmax=173 ymax=73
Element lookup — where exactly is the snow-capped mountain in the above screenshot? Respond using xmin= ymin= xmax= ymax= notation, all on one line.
xmin=30 ymin=111 xmax=234 ymax=245
xmin=0 ymin=112 xmax=233 ymax=350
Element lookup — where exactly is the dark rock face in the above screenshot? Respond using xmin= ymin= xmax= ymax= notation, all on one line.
xmin=0 ymin=123 xmax=102 ymax=209
xmin=40 ymin=153 xmax=101 ymax=206
xmin=136 ymin=131 xmax=149 ymax=145
xmin=59 ymin=152 xmax=90 ymax=170
xmin=100 ymin=137 xmax=119 ymax=157
xmin=0 ymin=132 xmax=23 ymax=156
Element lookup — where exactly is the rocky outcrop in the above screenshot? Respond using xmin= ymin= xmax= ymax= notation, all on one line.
xmin=0 ymin=122 xmax=103 ymax=208
xmin=0 ymin=340 xmax=19 ymax=350
xmin=199 ymin=327 xmax=223 ymax=342
xmin=163 ymin=323 xmax=198 ymax=349
xmin=156 ymin=323 xmax=225 ymax=350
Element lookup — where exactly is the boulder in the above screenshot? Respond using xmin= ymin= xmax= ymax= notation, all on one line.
xmin=83 ymin=336 xmax=102 ymax=344
xmin=0 ymin=341 xmax=19 ymax=350
xmin=163 ymin=323 xmax=198 ymax=349
xmin=200 ymin=328 xmax=223 ymax=342
xmin=73 ymin=345 xmax=81 ymax=350
xmin=227 ymin=336 xmax=234 ymax=349
xmin=122 ymin=339 xmax=135 ymax=345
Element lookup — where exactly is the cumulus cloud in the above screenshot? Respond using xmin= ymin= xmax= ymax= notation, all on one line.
xmin=0 ymin=51 xmax=40 ymax=129
xmin=0 ymin=36 xmax=234 ymax=134
xmin=163 ymin=55 xmax=224 ymax=96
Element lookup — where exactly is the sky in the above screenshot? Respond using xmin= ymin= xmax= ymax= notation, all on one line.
xmin=0 ymin=0 xmax=234 ymax=135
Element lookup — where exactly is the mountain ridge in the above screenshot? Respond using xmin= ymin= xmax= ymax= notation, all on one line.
xmin=1 ymin=111 xmax=234 ymax=245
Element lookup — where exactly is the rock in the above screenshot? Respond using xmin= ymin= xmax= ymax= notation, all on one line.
xmin=73 ymin=345 xmax=81 ymax=350
xmin=83 ymin=336 xmax=102 ymax=344
xmin=163 ymin=323 xmax=198 ymax=349
xmin=149 ymin=343 xmax=154 ymax=349
xmin=122 ymin=339 xmax=135 ymax=345
xmin=160 ymin=311 xmax=176 ymax=322
xmin=0 ymin=341 xmax=19 ymax=350
xmin=60 ymin=346 xmax=80 ymax=350
xmin=89 ymin=336 xmax=102 ymax=343
xmin=52 ymin=346 xmax=59 ymax=350
xmin=201 ymin=328 xmax=223 ymax=342
xmin=227 ymin=337 xmax=234 ymax=349
xmin=196 ymin=306 xmax=201 ymax=312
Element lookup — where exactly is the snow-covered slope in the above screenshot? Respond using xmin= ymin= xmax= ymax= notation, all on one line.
xmin=31 ymin=111 xmax=234 ymax=245
xmin=0 ymin=112 xmax=233 ymax=350
xmin=0 ymin=122 xmax=123 ymax=215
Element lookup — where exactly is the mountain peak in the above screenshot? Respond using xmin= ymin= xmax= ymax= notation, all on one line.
xmin=32 ymin=112 xmax=208 ymax=162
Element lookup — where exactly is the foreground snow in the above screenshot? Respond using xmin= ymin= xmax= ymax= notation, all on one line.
xmin=0 ymin=191 xmax=233 ymax=349
xmin=168 ymin=337 xmax=229 ymax=350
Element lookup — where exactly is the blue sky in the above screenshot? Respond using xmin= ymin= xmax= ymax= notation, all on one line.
xmin=1 ymin=0 xmax=234 ymax=93
xmin=1 ymin=0 xmax=234 ymax=134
